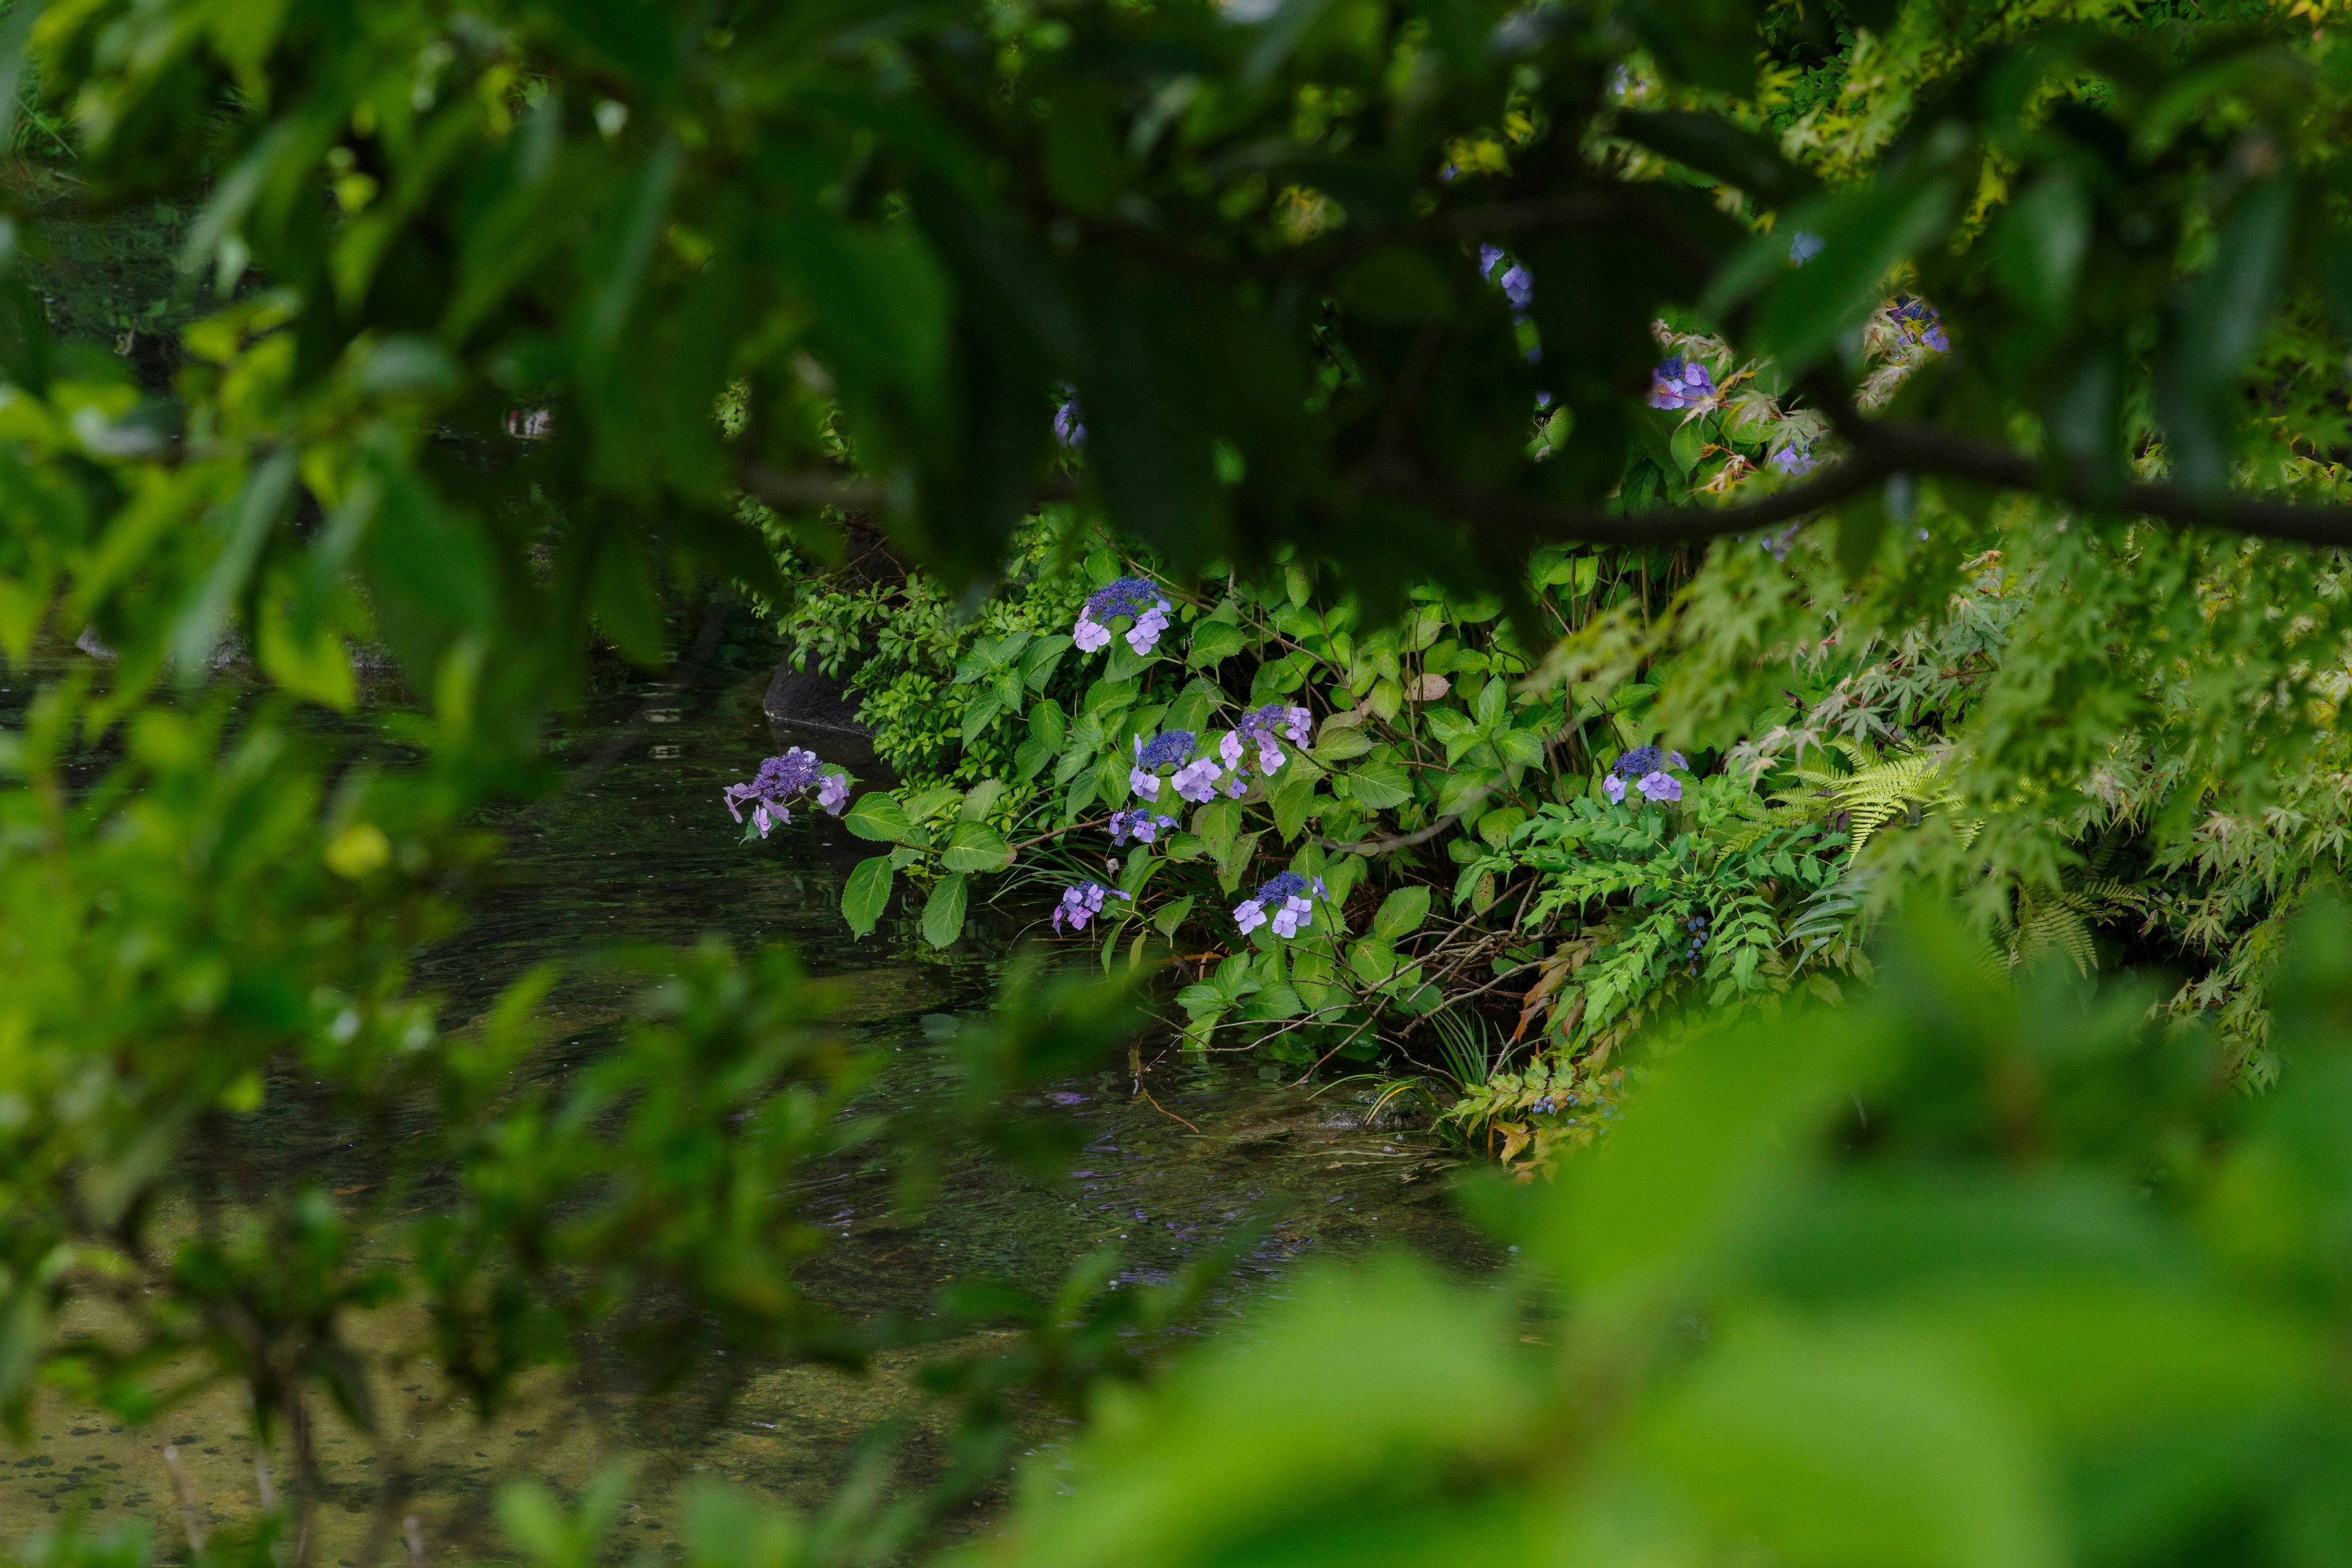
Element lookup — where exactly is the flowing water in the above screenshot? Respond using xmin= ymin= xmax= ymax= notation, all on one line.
xmin=2 ymin=642 xmax=1491 ymax=1559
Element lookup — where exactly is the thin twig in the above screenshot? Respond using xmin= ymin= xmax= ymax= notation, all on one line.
xmin=1136 ymin=1082 xmax=1202 ymax=1133
xmin=162 ymin=1444 xmax=208 ymax=1551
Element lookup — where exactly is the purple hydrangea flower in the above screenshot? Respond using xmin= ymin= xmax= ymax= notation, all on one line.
xmin=1055 ymin=398 xmax=1086 ymax=448
xmin=1228 ymin=703 xmax=1309 ymax=775
xmin=1772 ymin=442 xmax=1817 ymax=477
xmin=1107 ymin=809 xmax=1177 ymax=845
xmin=1052 ymin=880 xmax=1128 ymax=934
xmin=1242 ymin=871 xmax=1325 ymax=940
xmin=1893 ymin=296 xmax=1949 ymax=352
xmin=1604 ymin=745 xmax=1686 ymax=807
xmin=1789 ymin=230 xmax=1825 ymax=265
xmin=1131 ymin=729 xmax=1197 ymax=801
xmin=1172 ymin=755 xmax=1224 ymax=804
xmin=1134 ymin=729 xmax=1197 ymax=770
xmin=1075 ymin=576 xmax=1172 ymax=657
xmin=1499 ymin=264 xmax=1531 ymax=313
xmin=724 ymin=748 xmax=847 ymax=837
xmin=1648 ymin=357 xmax=1716 ymax=410
xmin=1610 ymin=745 xmax=1664 ymax=781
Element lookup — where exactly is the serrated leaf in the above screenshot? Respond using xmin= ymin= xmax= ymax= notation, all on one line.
xmin=1195 ymin=798 xmax=1241 ymax=861
xmin=1270 ymin=759 xmax=1316 ymax=842
xmin=1314 ymin=728 xmax=1374 ymax=764
xmin=1155 ymin=895 xmax=1197 ymax=940
xmin=960 ymin=691 xmax=1005 ymax=745
xmin=942 ymin=820 xmax=1012 ymax=873
xmin=1374 ymin=886 xmax=1431 ymax=941
xmin=1349 ymin=936 xmax=1400 ymax=986
xmin=1188 ymin=618 xmax=1249 ymax=668
xmin=1348 ymin=758 xmax=1414 ymax=810
xmin=842 ymin=856 xmax=894 ymax=937
xmin=921 ymin=874 xmax=969 ymax=949
xmin=844 ymin=792 xmax=913 ymax=843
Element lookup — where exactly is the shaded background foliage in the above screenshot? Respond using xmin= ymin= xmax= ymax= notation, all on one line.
xmin=9 ymin=0 xmax=2352 ymax=1558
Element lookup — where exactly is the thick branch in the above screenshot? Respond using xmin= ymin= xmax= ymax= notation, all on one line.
xmin=1367 ymin=423 xmax=2352 ymax=549
xmin=1359 ymin=446 xmax=1896 ymax=548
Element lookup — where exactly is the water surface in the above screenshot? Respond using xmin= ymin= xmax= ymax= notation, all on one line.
xmin=3 ymin=649 xmax=1490 ymax=1557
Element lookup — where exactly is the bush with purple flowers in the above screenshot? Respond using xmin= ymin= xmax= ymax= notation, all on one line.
xmin=724 ymin=748 xmax=852 ymax=837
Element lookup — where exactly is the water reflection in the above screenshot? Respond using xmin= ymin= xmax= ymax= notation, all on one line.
xmin=4 ymin=660 xmax=1488 ymax=1555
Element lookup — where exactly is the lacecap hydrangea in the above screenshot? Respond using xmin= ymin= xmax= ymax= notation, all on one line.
xmin=723 ymin=748 xmax=850 ymax=836
xmin=1234 ymin=870 xmax=1325 ymax=940
xmin=1073 ymin=576 xmax=1171 ymax=657
xmin=1052 ymin=881 xmax=1128 ymax=933
xmin=1602 ymin=745 xmax=1687 ymax=805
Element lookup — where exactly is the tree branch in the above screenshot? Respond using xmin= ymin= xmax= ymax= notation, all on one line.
xmin=1363 ymin=422 xmax=2352 ymax=550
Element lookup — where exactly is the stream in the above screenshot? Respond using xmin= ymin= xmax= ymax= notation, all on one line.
xmin=2 ymin=642 xmax=1492 ymax=1557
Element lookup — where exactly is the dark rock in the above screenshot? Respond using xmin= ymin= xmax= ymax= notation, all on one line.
xmin=764 ymin=660 xmax=869 ymax=736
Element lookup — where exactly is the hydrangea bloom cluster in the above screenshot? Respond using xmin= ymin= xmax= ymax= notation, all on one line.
xmin=1107 ymin=809 xmax=1177 ymax=845
xmin=1892 ymin=296 xmax=1950 ymax=352
xmin=1602 ymin=744 xmax=1687 ymax=805
xmin=1219 ymin=703 xmax=1312 ymax=776
xmin=1478 ymin=244 xmax=1532 ymax=316
xmin=1054 ymin=397 xmax=1085 ymax=448
xmin=1073 ymin=575 xmax=1171 ymax=656
xmin=1787 ymin=230 xmax=1825 ymax=265
xmin=1173 ymin=753 xmax=1229 ymax=804
xmin=723 ymin=748 xmax=848 ymax=836
xmin=1129 ymin=729 xmax=1197 ymax=801
xmin=1647 ymin=357 xmax=1716 ymax=410
xmin=1052 ymin=881 xmax=1128 ymax=933
xmin=1234 ymin=870 xmax=1325 ymax=939
xmin=1771 ymin=442 xmax=1817 ymax=477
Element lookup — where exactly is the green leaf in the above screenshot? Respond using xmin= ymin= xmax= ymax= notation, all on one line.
xmin=1616 ymin=110 xmax=1819 ymax=210
xmin=841 ymin=856 xmax=894 ymax=938
xmin=960 ymin=690 xmax=1006 ymax=745
xmin=1347 ymin=758 xmax=1413 ymax=810
xmin=1029 ymin=699 xmax=1069 ymax=750
xmin=1084 ymin=288 xmax=1219 ymax=570
xmin=2158 ymin=175 xmax=2297 ymax=498
xmin=1373 ymin=886 xmax=1431 ymax=941
xmin=1155 ymin=895 xmax=1197 ymax=940
xmin=1270 ymin=759 xmax=1316 ymax=843
xmin=1314 ymin=728 xmax=1373 ymax=764
xmin=1218 ymin=831 xmax=1262 ymax=894
xmin=1745 ymin=176 xmax=1960 ymax=374
xmin=1335 ymin=246 xmax=1455 ymax=323
xmin=1623 ymin=0 xmax=1757 ymax=94
xmin=1349 ymin=936 xmax=1400 ymax=987
xmin=844 ymin=792 xmax=914 ymax=843
xmin=1188 ymin=618 xmax=1250 ymax=668
xmin=942 ymin=820 xmax=1013 ymax=873
xmin=921 ymin=874 xmax=970 ymax=949
xmin=1195 ymin=799 xmax=1242 ymax=861
xmin=1991 ymin=167 xmax=2091 ymax=322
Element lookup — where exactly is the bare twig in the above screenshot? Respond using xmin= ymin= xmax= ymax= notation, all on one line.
xmin=1322 ymin=812 xmax=1462 ymax=856
xmin=162 ymin=1444 xmax=208 ymax=1551
xmin=405 ymin=1514 xmax=429 ymax=1568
